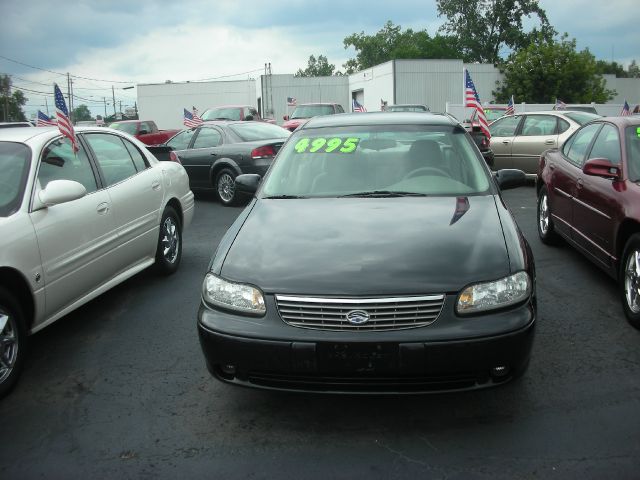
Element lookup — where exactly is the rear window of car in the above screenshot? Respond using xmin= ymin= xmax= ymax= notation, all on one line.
xmin=109 ymin=122 xmax=138 ymax=135
xmin=563 ymin=112 xmax=600 ymax=125
xmin=0 ymin=142 xmax=30 ymax=217
xmin=626 ymin=126 xmax=640 ymax=181
xmin=228 ymin=123 xmax=290 ymax=142
xmin=290 ymin=105 xmax=336 ymax=119
xmin=261 ymin=124 xmax=491 ymax=198
xmin=201 ymin=108 xmax=242 ymax=121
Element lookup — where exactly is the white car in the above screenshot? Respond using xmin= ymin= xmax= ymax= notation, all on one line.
xmin=0 ymin=127 xmax=195 ymax=397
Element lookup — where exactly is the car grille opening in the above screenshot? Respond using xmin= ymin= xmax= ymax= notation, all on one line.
xmin=275 ymin=294 xmax=445 ymax=331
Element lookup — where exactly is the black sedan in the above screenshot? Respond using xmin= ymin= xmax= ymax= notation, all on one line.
xmin=151 ymin=121 xmax=290 ymax=205
xmin=197 ymin=112 xmax=536 ymax=394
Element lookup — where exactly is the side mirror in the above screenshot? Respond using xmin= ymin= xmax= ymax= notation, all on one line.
xmin=494 ymin=169 xmax=526 ymax=190
xmin=38 ymin=180 xmax=87 ymax=207
xmin=583 ymin=158 xmax=621 ymax=180
xmin=283 ymin=115 xmax=289 ymax=121
xmin=138 ymin=129 xmax=149 ymax=135
xmin=244 ymin=115 xmax=254 ymax=121
xmin=235 ymin=174 xmax=261 ymax=194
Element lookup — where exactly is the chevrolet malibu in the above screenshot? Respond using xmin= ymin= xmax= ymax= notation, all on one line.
xmin=198 ymin=113 xmax=536 ymax=394
xmin=0 ymin=127 xmax=194 ymax=397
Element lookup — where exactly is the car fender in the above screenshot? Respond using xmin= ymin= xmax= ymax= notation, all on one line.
xmin=211 ymin=158 xmax=242 ymax=184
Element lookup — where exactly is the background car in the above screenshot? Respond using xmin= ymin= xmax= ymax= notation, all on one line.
xmin=0 ymin=126 xmax=195 ymax=397
xmin=200 ymin=105 xmax=274 ymax=123
xmin=384 ymin=104 xmax=430 ymax=112
xmin=0 ymin=122 xmax=33 ymax=128
xmin=150 ymin=121 xmax=290 ymax=206
xmin=537 ymin=115 xmax=640 ymax=329
xmin=489 ymin=110 xmax=601 ymax=174
xmin=197 ymin=112 xmax=535 ymax=394
xmin=282 ymin=103 xmax=345 ymax=131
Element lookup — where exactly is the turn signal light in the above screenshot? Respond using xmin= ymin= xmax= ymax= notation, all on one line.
xmin=169 ymin=151 xmax=181 ymax=164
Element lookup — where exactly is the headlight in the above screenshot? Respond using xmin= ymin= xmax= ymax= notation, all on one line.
xmin=457 ymin=271 xmax=531 ymax=315
xmin=202 ymin=273 xmax=266 ymax=315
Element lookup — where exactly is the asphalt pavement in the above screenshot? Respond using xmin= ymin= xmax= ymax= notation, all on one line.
xmin=1 ymin=187 xmax=639 ymax=479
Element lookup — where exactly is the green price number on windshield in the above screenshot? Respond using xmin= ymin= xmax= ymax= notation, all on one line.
xmin=293 ymin=137 xmax=360 ymax=154
xmin=637 ymin=127 xmax=640 ymax=138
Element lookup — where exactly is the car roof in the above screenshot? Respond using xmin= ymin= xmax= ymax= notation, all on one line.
xmin=302 ymin=112 xmax=458 ymax=129
xmin=295 ymin=103 xmax=340 ymax=106
xmin=0 ymin=126 xmax=58 ymax=142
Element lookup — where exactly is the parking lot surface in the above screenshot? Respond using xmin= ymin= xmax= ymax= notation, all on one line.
xmin=1 ymin=187 xmax=639 ymax=479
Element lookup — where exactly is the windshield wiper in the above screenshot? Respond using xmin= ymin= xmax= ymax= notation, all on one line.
xmin=262 ymin=194 xmax=306 ymax=199
xmin=338 ymin=190 xmax=428 ymax=197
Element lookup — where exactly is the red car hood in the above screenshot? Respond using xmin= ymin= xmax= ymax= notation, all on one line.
xmin=282 ymin=118 xmax=307 ymax=131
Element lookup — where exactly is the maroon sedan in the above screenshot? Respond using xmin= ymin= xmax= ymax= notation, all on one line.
xmin=536 ymin=116 xmax=640 ymax=329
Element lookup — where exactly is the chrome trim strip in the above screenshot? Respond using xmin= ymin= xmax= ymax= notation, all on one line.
xmin=553 ymin=187 xmax=572 ymax=199
xmin=275 ymin=294 xmax=444 ymax=304
xmin=573 ymin=197 xmax=611 ymax=220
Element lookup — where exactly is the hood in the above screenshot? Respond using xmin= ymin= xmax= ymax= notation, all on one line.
xmin=220 ymin=196 xmax=512 ymax=296
xmin=282 ymin=119 xmax=306 ymax=131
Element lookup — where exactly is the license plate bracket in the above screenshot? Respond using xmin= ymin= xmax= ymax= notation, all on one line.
xmin=318 ymin=343 xmax=398 ymax=373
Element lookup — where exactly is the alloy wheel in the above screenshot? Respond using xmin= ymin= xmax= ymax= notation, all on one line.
xmin=539 ymin=194 xmax=549 ymax=235
xmin=0 ymin=311 xmax=18 ymax=384
xmin=624 ymin=249 xmax=640 ymax=314
xmin=218 ymin=173 xmax=235 ymax=203
xmin=161 ymin=216 xmax=180 ymax=264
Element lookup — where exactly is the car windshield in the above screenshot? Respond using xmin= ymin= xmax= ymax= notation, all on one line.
xmin=0 ymin=142 xmax=31 ymax=217
xmin=228 ymin=123 xmax=290 ymax=141
xmin=109 ymin=122 xmax=137 ymax=134
xmin=626 ymin=126 xmax=640 ymax=182
xmin=201 ymin=108 xmax=242 ymax=121
xmin=563 ymin=111 xmax=601 ymax=125
xmin=261 ymin=124 xmax=492 ymax=198
xmin=483 ymin=109 xmax=507 ymax=122
xmin=290 ymin=105 xmax=335 ymax=119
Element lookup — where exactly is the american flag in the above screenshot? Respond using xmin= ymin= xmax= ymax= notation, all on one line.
xmin=352 ymin=98 xmax=366 ymax=112
xmin=464 ymin=69 xmax=490 ymax=139
xmin=54 ymin=83 xmax=78 ymax=152
xmin=506 ymin=95 xmax=515 ymax=116
xmin=287 ymin=97 xmax=296 ymax=106
xmin=183 ymin=108 xmax=203 ymax=128
xmin=621 ymin=100 xmax=631 ymax=116
xmin=555 ymin=98 xmax=567 ymax=110
xmin=37 ymin=110 xmax=56 ymax=127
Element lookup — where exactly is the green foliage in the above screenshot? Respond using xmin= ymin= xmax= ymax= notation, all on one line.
xmin=342 ymin=21 xmax=462 ymax=73
xmin=595 ymin=60 xmax=628 ymax=77
xmin=494 ymin=34 xmax=616 ymax=103
xmin=72 ymin=104 xmax=93 ymax=121
xmin=295 ymin=55 xmax=341 ymax=77
xmin=436 ymin=0 xmax=555 ymax=64
xmin=628 ymin=60 xmax=640 ymax=78
xmin=0 ymin=74 xmax=27 ymax=122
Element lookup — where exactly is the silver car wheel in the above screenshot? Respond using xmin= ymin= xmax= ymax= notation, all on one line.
xmin=217 ymin=173 xmax=235 ymax=203
xmin=161 ymin=216 xmax=180 ymax=264
xmin=0 ymin=311 xmax=18 ymax=384
xmin=624 ymin=249 xmax=640 ymax=314
xmin=539 ymin=193 xmax=549 ymax=235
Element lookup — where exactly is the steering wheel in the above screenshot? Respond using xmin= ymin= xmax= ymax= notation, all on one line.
xmin=403 ymin=166 xmax=449 ymax=180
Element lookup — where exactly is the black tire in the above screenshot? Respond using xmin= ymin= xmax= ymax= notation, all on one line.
xmin=0 ymin=286 xmax=27 ymax=398
xmin=537 ymin=186 xmax=559 ymax=245
xmin=215 ymin=168 xmax=238 ymax=206
xmin=155 ymin=206 xmax=182 ymax=275
xmin=620 ymin=233 xmax=640 ymax=329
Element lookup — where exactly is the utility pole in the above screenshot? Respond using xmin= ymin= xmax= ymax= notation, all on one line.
xmin=66 ymin=73 xmax=72 ymax=122
xmin=103 ymin=97 xmax=107 ymax=117
xmin=45 ymin=96 xmax=49 ymax=115
xmin=112 ymin=85 xmax=116 ymax=118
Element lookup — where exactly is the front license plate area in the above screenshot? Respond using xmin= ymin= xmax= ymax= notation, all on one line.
xmin=318 ymin=343 xmax=398 ymax=373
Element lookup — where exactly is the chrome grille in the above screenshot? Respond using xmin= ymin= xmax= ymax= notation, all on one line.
xmin=275 ymin=294 xmax=445 ymax=331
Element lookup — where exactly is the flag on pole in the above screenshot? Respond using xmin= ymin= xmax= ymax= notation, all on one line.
xmin=506 ymin=95 xmax=515 ymax=116
xmin=555 ymin=98 xmax=567 ymax=110
xmin=621 ymin=100 xmax=631 ymax=116
xmin=37 ymin=110 xmax=56 ymax=126
xmin=464 ymin=69 xmax=490 ymax=139
xmin=352 ymin=98 xmax=366 ymax=112
xmin=54 ymin=83 xmax=78 ymax=152
xmin=192 ymin=106 xmax=202 ymax=121
xmin=287 ymin=97 xmax=296 ymax=106
xmin=183 ymin=108 xmax=203 ymax=128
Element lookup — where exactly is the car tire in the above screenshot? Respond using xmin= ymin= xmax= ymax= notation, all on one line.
xmin=620 ymin=233 xmax=640 ymax=330
xmin=537 ymin=186 xmax=559 ymax=245
xmin=155 ymin=206 xmax=182 ymax=275
xmin=0 ymin=286 xmax=27 ymax=398
xmin=215 ymin=168 xmax=238 ymax=206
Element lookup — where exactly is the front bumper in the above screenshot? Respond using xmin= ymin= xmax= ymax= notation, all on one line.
xmin=197 ymin=296 xmax=536 ymax=394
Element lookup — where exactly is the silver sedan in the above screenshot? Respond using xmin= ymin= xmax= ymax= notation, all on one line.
xmin=0 ymin=126 xmax=195 ymax=397
xmin=489 ymin=110 xmax=600 ymax=174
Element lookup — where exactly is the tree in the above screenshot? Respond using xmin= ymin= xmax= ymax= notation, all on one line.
xmin=436 ymin=0 xmax=556 ymax=64
xmin=343 ymin=21 xmax=463 ymax=74
xmin=595 ymin=60 xmax=628 ymax=77
xmin=628 ymin=60 xmax=640 ymax=78
xmin=0 ymin=75 xmax=27 ymax=122
xmin=295 ymin=55 xmax=341 ymax=77
xmin=72 ymin=104 xmax=93 ymax=121
xmin=494 ymin=34 xmax=616 ymax=103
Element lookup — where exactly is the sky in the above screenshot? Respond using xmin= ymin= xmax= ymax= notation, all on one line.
xmin=1 ymin=0 xmax=638 ymax=119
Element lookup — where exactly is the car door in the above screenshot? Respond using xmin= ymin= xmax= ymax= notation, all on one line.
xmin=572 ymin=123 xmax=621 ymax=267
xmin=29 ymin=136 xmax=118 ymax=321
xmin=83 ymin=132 xmax=164 ymax=269
xmin=511 ymin=114 xmax=559 ymax=174
xmin=488 ymin=115 xmax=522 ymax=169
xmin=177 ymin=126 xmax=224 ymax=189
